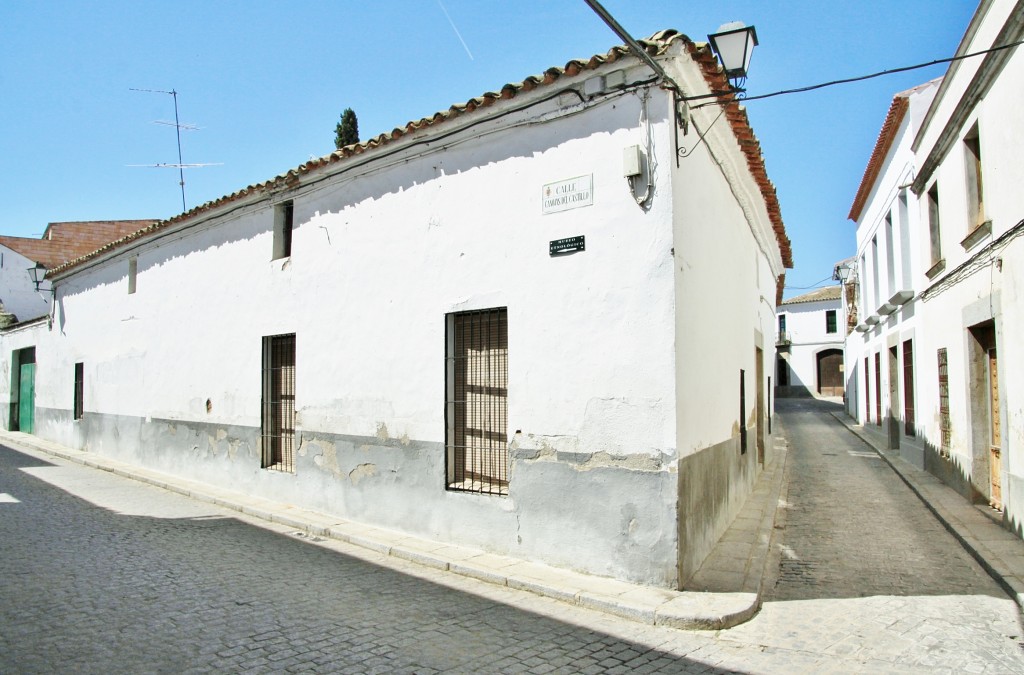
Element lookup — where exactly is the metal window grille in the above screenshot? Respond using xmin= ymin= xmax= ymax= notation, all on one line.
xmin=262 ymin=334 xmax=296 ymax=472
xmin=445 ymin=308 xmax=508 ymax=495
xmin=903 ymin=340 xmax=915 ymax=437
xmin=938 ymin=348 xmax=951 ymax=454
xmin=73 ymin=362 xmax=84 ymax=420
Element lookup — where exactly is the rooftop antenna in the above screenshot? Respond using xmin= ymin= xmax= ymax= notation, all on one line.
xmin=129 ymin=88 xmax=221 ymax=212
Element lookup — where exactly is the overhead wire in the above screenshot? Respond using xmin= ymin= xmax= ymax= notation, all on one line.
xmin=692 ymin=39 xmax=1024 ymax=110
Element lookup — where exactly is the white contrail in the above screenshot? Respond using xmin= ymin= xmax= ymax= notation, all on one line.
xmin=437 ymin=0 xmax=474 ymax=61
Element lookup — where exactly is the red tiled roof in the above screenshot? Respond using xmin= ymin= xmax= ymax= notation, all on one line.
xmin=780 ymin=285 xmax=842 ymax=306
xmin=684 ymin=39 xmax=792 ymax=269
xmin=847 ymin=95 xmax=909 ymax=223
xmin=49 ymin=30 xmax=791 ymax=276
xmin=0 ymin=220 xmax=156 ymax=269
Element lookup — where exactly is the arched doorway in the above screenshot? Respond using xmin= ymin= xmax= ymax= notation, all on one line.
xmin=817 ymin=349 xmax=844 ymax=397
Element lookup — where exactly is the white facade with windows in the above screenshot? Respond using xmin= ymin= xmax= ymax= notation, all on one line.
xmin=845 ymin=0 xmax=1024 ymax=533
xmin=0 ymin=32 xmax=791 ymax=588
xmin=775 ymin=286 xmax=844 ymax=398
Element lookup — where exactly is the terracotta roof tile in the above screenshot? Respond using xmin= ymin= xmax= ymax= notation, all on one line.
xmin=0 ymin=220 xmax=156 ymax=269
xmin=847 ymin=95 xmax=909 ymax=223
xmin=49 ymin=30 xmax=791 ymax=276
xmin=780 ymin=285 xmax=842 ymax=306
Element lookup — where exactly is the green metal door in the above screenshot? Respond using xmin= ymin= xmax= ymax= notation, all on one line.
xmin=19 ymin=363 xmax=35 ymax=434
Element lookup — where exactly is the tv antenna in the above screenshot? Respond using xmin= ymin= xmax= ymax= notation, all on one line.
xmin=129 ymin=88 xmax=221 ymax=211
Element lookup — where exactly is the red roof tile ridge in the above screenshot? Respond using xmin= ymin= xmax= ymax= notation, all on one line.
xmin=49 ymin=29 xmax=791 ymax=276
xmin=848 ymin=95 xmax=910 ymax=222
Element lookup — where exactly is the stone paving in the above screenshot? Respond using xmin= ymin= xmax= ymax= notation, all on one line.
xmin=768 ymin=398 xmax=1004 ymax=601
xmin=2 ymin=399 xmax=1024 ymax=673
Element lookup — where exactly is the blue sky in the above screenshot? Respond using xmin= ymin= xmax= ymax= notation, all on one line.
xmin=0 ymin=1 xmax=977 ymax=297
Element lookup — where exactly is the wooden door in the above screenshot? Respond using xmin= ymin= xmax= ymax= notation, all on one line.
xmin=817 ymin=350 xmax=843 ymax=397
xmin=989 ymin=346 xmax=1001 ymax=510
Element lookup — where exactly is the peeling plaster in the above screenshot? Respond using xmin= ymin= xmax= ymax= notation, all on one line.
xmin=375 ymin=422 xmax=389 ymax=441
xmin=519 ymin=445 xmax=669 ymax=472
xmin=306 ymin=437 xmax=342 ymax=476
xmin=349 ymin=463 xmax=377 ymax=485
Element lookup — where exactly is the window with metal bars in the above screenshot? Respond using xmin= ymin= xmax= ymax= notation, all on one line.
xmin=445 ymin=308 xmax=508 ymax=495
xmin=261 ymin=333 xmax=296 ymax=472
xmin=73 ymin=362 xmax=84 ymax=420
xmin=938 ymin=348 xmax=951 ymax=455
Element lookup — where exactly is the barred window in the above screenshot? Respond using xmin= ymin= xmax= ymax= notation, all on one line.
xmin=73 ymin=362 xmax=84 ymax=420
xmin=445 ymin=308 xmax=508 ymax=495
xmin=938 ymin=348 xmax=951 ymax=455
xmin=262 ymin=334 xmax=296 ymax=472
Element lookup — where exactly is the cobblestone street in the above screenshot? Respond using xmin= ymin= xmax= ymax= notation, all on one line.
xmin=2 ymin=399 xmax=1024 ymax=673
xmin=725 ymin=398 xmax=1024 ymax=672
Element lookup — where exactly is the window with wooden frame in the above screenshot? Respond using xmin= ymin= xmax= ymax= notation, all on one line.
xmin=825 ymin=309 xmax=837 ymax=334
xmin=73 ymin=362 xmax=84 ymax=420
xmin=261 ymin=334 xmax=296 ymax=472
xmin=445 ymin=308 xmax=508 ymax=495
xmin=902 ymin=340 xmax=915 ymax=437
xmin=927 ymin=184 xmax=942 ymax=268
xmin=272 ymin=201 xmax=294 ymax=260
xmin=128 ymin=257 xmax=138 ymax=294
xmin=964 ymin=124 xmax=985 ymax=229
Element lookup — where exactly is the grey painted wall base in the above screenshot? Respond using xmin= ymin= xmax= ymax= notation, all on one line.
xmin=677 ymin=424 xmax=761 ymax=586
xmin=30 ymin=407 xmax=682 ymax=587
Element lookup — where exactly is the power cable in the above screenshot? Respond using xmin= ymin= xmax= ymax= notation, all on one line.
xmin=693 ymin=39 xmax=1024 ymax=110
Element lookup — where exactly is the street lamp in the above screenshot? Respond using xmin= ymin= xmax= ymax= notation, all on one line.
xmin=27 ymin=262 xmax=51 ymax=293
xmin=28 ymin=262 xmax=46 ymax=289
xmin=707 ymin=22 xmax=759 ymax=89
xmin=833 ymin=261 xmax=853 ymax=283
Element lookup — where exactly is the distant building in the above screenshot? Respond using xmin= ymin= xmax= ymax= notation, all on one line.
xmin=775 ymin=286 xmax=844 ymax=398
xmin=0 ymin=220 xmax=156 ymax=323
xmin=845 ymin=0 xmax=1023 ymax=530
xmin=0 ymin=31 xmax=792 ymax=588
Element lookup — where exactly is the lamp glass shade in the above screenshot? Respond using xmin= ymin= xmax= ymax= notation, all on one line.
xmin=27 ymin=263 xmax=46 ymax=286
xmin=708 ymin=23 xmax=758 ymax=79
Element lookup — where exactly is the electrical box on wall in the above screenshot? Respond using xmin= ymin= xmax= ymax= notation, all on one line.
xmin=623 ymin=145 xmax=643 ymax=177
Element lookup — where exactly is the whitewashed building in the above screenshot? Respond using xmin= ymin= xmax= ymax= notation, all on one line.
xmin=845 ymin=79 xmax=941 ymax=464
xmin=0 ymin=31 xmax=792 ymax=588
xmin=0 ymin=221 xmax=154 ymax=324
xmin=775 ymin=286 xmax=844 ymax=398
xmin=845 ymin=0 xmax=1023 ymax=530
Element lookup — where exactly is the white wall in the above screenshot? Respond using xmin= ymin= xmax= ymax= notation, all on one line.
xmin=0 ymin=245 xmax=51 ymax=322
xmin=848 ymin=0 xmax=1024 ymax=532
xmin=778 ymin=297 xmax=843 ymax=394
xmin=9 ymin=75 xmax=687 ymax=587
xmin=2 ymin=40 xmax=789 ymax=588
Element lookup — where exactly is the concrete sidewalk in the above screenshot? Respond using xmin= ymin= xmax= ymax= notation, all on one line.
xmin=0 ymin=429 xmax=789 ymax=631
xmin=834 ymin=412 xmax=1024 ymax=610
